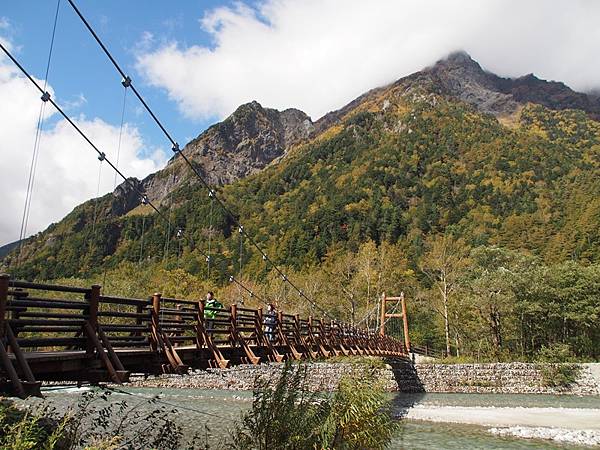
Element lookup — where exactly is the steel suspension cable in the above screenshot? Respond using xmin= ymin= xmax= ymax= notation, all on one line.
xmin=207 ymin=190 xmax=214 ymax=278
xmin=16 ymin=0 xmax=62 ymax=268
xmin=112 ymin=86 xmax=128 ymax=189
xmin=1 ymin=42 xmax=283 ymax=312
xmin=162 ymin=172 xmax=173 ymax=262
xmin=102 ymin=81 xmax=129 ymax=286
xmin=66 ymin=0 xmax=335 ymax=319
xmin=0 ymin=42 xmax=206 ymax=264
xmin=91 ymin=156 xmax=103 ymax=234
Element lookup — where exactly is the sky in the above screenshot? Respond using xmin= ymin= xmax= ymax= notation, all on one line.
xmin=1 ymin=0 xmax=599 ymax=246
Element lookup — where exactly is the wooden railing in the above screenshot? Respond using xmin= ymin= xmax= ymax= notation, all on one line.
xmin=410 ymin=344 xmax=445 ymax=359
xmin=0 ymin=276 xmax=408 ymax=398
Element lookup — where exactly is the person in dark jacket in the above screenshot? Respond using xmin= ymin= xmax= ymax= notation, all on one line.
xmin=264 ymin=303 xmax=277 ymax=342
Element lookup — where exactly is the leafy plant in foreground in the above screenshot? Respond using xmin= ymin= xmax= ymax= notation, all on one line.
xmin=229 ymin=361 xmax=397 ymax=450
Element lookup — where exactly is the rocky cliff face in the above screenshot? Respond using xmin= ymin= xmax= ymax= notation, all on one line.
xmin=315 ymin=51 xmax=600 ymax=134
xmin=87 ymin=51 xmax=600 ymax=214
xmin=182 ymin=101 xmax=313 ymax=185
xmin=411 ymin=51 xmax=600 ymax=119
xmin=417 ymin=51 xmax=520 ymax=116
xmin=139 ymin=101 xmax=314 ymax=207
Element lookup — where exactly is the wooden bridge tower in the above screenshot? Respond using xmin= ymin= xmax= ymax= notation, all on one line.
xmin=379 ymin=292 xmax=410 ymax=353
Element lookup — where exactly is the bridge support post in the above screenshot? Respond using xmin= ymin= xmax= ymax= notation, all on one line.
xmin=0 ymin=275 xmax=24 ymax=397
xmin=0 ymin=274 xmax=7 ymax=338
xmin=150 ymin=293 xmax=161 ymax=352
xmin=401 ymin=292 xmax=410 ymax=353
xmin=230 ymin=304 xmax=260 ymax=365
xmin=85 ymin=284 xmax=101 ymax=355
xmin=379 ymin=292 xmax=386 ymax=336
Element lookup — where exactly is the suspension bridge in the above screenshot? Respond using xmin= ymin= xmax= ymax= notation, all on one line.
xmin=0 ymin=276 xmax=409 ymax=398
xmin=0 ymin=0 xmax=411 ymax=398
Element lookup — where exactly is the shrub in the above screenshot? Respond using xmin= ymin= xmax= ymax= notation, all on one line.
xmin=0 ymin=391 xmax=206 ymax=450
xmin=229 ymin=363 xmax=328 ymax=449
xmin=0 ymin=399 xmax=68 ymax=450
xmin=536 ymin=343 xmax=576 ymax=363
xmin=229 ymin=361 xmax=396 ymax=450
xmin=539 ymin=364 xmax=581 ymax=388
xmin=318 ymin=370 xmax=397 ymax=449
xmin=535 ymin=343 xmax=581 ymax=388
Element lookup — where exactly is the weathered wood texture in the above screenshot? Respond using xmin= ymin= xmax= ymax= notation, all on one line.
xmin=0 ymin=277 xmax=407 ymax=398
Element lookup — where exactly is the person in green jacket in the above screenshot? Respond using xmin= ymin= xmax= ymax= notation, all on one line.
xmin=203 ymin=291 xmax=223 ymax=336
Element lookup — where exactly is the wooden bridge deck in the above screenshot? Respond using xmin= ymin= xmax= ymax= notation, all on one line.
xmin=0 ymin=275 xmax=408 ymax=398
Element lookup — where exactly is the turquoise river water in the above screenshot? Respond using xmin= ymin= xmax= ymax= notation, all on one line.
xmin=17 ymin=387 xmax=600 ymax=449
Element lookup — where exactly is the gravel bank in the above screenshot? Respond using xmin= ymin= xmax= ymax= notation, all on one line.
xmin=489 ymin=426 xmax=600 ymax=446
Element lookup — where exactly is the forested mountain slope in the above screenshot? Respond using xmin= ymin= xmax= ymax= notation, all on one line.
xmin=4 ymin=52 xmax=600 ymax=280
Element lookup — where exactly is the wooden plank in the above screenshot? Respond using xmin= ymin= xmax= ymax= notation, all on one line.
xmin=17 ymin=312 xmax=87 ymax=319
xmin=10 ymin=319 xmax=85 ymax=327
xmin=104 ymin=336 xmax=148 ymax=342
xmin=98 ymin=311 xmax=149 ymax=319
xmin=101 ymin=324 xmax=149 ymax=332
xmin=166 ymin=336 xmax=196 ymax=343
xmin=99 ymin=295 xmax=151 ymax=307
xmin=9 ymin=280 xmax=90 ymax=294
xmin=154 ymin=310 xmax=196 ymax=318
xmin=97 ymin=326 xmax=126 ymax=372
xmin=6 ymin=325 xmax=35 ymax=382
xmin=84 ymin=322 xmax=121 ymax=383
xmin=159 ymin=297 xmax=198 ymax=306
xmin=17 ymin=337 xmax=86 ymax=348
xmin=108 ymin=340 xmax=150 ymax=348
xmin=0 ymin=339 xmax=26 ymax=398
xmin=7 ymin=299 xmax=87 ymax=310
xmin=16 ymin=326 xmax=82 ymax=333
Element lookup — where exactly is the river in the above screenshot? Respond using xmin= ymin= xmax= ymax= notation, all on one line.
xmin=17 ymin=387 xmax=600 ymax=449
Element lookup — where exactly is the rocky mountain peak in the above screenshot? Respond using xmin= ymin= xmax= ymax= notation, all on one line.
xmin=140 ymin=101 xmax=314 ymax=204
xmin=110 ymin=178 xmax=143 ymax=217
xmin=416 ymin=50 xmax=600 ymax=119
xmin=433 ymin=51 xmax=485 ymax=74
xmin=417 ymin=50 xmax=518 ymax=116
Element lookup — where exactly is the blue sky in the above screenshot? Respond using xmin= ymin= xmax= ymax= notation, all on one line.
xmin=1 ymin=0 xmax=599 ymax=245
xmin=4 ymin=0 xmax=232 ymax=159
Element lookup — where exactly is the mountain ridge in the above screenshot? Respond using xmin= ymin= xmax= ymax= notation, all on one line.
xmin=3 ymin=51 xmax=600 ymax=279
xmin=113 ymin=50 xmax=600 ymax=216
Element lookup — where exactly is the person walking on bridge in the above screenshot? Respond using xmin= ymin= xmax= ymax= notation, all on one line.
xmin=264 ymin=303 xmax=278 ymax=343
xmin=203 ymin=291 xmax=223 ymax=337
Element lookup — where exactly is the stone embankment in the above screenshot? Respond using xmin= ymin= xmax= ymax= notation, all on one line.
xmin=126 ymin=361 xmax=600 ymax=396
xmin=396 ymin=362 xmax=600 ymax=395
xmin=127 ymin=362 xmax=399 ymax=392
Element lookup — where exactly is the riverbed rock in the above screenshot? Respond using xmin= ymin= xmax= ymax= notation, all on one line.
xmin=123 ymin=361 xmax=600 ymax=396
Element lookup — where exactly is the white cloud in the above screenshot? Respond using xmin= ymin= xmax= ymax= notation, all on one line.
xmin=0 ymin=53 xmax=167 ymax=246
xmin=62 ymin=92 xmax=87 ymax=111
xmin=136 ymin=0 xmax=600 ymax=121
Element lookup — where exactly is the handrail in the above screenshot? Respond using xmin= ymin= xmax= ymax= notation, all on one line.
xmin=8 ymin=280 xmax=91 ymax=294
xmin=99 ymin=295 xmax=151 ymax=306
xmin=0 ymin=276 xmax=408 ymax=398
